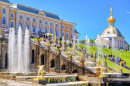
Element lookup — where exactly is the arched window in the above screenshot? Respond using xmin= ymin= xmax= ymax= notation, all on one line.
xmin=62 ymin=30 xmax=64 ymax=37
xmin=72 ymin=69 xmax=78 ymax=73
xmin=51 ymin=59 xmax=55 ymax=68
xmin=11 ymin=13 xmax=14 ymax=18
xmin=56 ymin=24 xmax=58 ymax=27
xmin=45 ymin=26 xmax=47 ymax=33
xmin=66 ymin=31 xmax=69 ymax=39
xmin=11 ymin=21 xmax=14 ymax=28
xmin=45 ymin=21 xmax=48 ymax=25
xmin=5 ymin=53 xmax=8 ymax=69
xmin=39 ymin=26 xmax=42 ymax=32
xmin=66 ymin=25 xmax=69 ymax=30
xmin=32 ymin=50 xmax=35 ymax=64
xmin=62 ymin=24 xmax=64 ymax=29
xmin=33 ymin=19 xmax=36 ymax=22
xmin=26 ymin=24 xmax=30 ymax=30
xmin=19 ymin=22 xmax=23 ymax=29
xmin=56 ymin=29 xmax=58 ymax=36
xmin=2 ymin=17 xmax=6 ymax=24
xmin=20 ymin=15 xmax=23 ymax=20
xmin=33 ymin=25 xmax=36 ymax=32
xmin=50 ymin=22 xmax=53 ymax=26
xmin=50 ymin=28 xmax=53 ymax=34
xmin=41 ymin=54 xmax=44 ymax=65
xmin=39 ymin=20 xmax=42 ymax=23
xmin=62 ymin=64 xmax=66 ymax=70
xmin=2 ymin=8 xmax=6 ymax=14
xmin=71 ymin=27 xmax=73 ymax=31
xmin=26 ymin=17 xmax=29 ymax=21
xmin=71 ymin=33 xmax=73 ymax=39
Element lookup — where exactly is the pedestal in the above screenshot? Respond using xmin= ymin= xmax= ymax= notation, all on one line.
xmin=68 ymin=56 xmax=72 ymax=60
xmin=37 ymin=41 xmax=40 ymax=45
xmin=57 ymin=50 xmax=61 ymax=55
xmin=80 ymin=61 xmax=84 ymax=67
xmin=119 ymin=69 xmax=123 ymax=73
xmin=46 ymin=46 xmax=50 ymax=50
xmin=96 ymin=68 xmax=100 ymax=77
xmin=39 ymin=80 xmax=47 ymax=85
xmin=104 ymin=62 xmax=107 ymax=67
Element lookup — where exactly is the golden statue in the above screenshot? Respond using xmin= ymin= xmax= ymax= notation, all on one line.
xmin=120 ymin=61 xmax=123 ymax=69
xmin=0 ymin=30 xmax=3 ymax=34
xmin=47 ymin=38 xmax=50 ymax=46
xmin=97 ymin=60 xmax=101 ymax=68
xmin=38 ymin=65 xmax=44 ymax=78
xmin=54 ymin=34 xmax=56 ymax=41
xmin=33 ymin=65 xmax=45 ymax=80
xmin=69 ymin=49 xmax=72 ymax=56
xmin=99 ymin=67 xmax=106 ymax=77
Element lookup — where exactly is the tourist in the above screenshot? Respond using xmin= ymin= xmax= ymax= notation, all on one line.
xmin=124 ymin=61 xmax=126 ymax=68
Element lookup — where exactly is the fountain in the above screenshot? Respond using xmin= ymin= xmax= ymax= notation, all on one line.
xmin=8 ymin=27 xmax=30 ymax=73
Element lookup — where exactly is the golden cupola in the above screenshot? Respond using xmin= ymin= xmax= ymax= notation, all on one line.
xmin=107 ymin=7 xmax=116 ymax=27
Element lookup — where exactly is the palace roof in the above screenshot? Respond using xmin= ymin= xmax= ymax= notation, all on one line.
xmin=0 ymin=0 xmax=11 ymax=3
xmin=10 ymin=3 xmax=61 ymax=20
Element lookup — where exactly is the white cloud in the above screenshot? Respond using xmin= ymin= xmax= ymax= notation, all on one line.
xmin=126 ymin=11 xmax=130 ymax=14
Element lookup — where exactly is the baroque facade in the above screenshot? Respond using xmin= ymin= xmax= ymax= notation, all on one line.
xmin=0 ymin=0 xmax=79 ymax=40
xmin=95 ymin=7 xmax=128 ymax=50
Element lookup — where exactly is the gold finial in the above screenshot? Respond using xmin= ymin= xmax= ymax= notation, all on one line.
xmin=110 ymin=7 xmax=113 ymax=16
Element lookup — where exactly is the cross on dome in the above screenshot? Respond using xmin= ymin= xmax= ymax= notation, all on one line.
xmin=110 ymin=7 xmax=113 ymax=16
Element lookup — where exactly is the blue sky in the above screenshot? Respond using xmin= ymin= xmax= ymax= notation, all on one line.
xmin=9 ymin=0 xmax=130 ymax=44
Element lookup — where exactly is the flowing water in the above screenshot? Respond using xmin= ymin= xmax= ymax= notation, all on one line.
xmin=8 ymin=27 xmax=30 ymax=73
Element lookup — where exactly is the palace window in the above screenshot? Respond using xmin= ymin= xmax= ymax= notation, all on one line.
xmin=11 ymin=21 xmax=14 ymax=28
xmin=66 ymin=31 xmax=69 ymax=39
xmin=11 ymin=13 xmax=14 ymax=18
xmin=71 ymin=33 xmax=73 ymax=39
xmin=50 ymin=28 xmax=53 ymax=34
xmin=62 ymin=30 xmax=64 ymax=37
xmin=20 ymin=15 xmax=23 ymax=20
xmin=2 ymin=8 xmax=6 ymax=14
xmin=45 ymin=27 xmax=47 ymax=33
xmin=45 ymin=21 xmax=48 ymax=25
xmin=71 ymin=27 xmax=73 ymax=31
xmin=26 ymin=17 xmax=30 ymax=21
xmin=66 ymin=25 xmax=69 ymax=30
xmin=33 ymin=19 xmax=36 ymax=22
xmin=39 ymin=20 xmax=42 ymax=23
xmin=33 ymin=25 xmax=36 ymax=32
xmin=2 ymin=17 xmax=6 ymax=25
xmin=50 ymin=22 xmax=53 ymax=26
xmin=26 ymin=24 xmax=30 ymax=30
xmin=39 ymin=26 xmax=42 ymax=32
xmin=62 ymin=24 xmax=64 ymax=29
xmin=56 ymin=29 xmax=58 ymax=36
xmin=56 ymin=24 xmax=58 ymax=27
xmin=19 ymin=22 xmax=23 ymax=29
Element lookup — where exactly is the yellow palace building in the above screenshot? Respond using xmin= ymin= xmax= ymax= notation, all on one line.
xmin=0 ymin=0 xmax=79 ymax=40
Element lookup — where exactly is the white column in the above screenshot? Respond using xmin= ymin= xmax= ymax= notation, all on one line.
xmin=16 ymin=11 xmax=19 ymax=29
xmin=24 ymin=14 xmax=26 ymax=30
xmin=58 ymin=22 xmax=61 ymax=39
xmin=36 ymin=17 xmax=39 ymax=36
xmin=31 ymin=16 xmax=32 ymax=33
xmin=48 ymin=20 xmax=50 ymax=33
xmin=7 ymin=7 xmax=9 ymax=28
xmin=54 ymin=22 xmax=55 ymax=35
xmin=43 ymin=19 xmax=45 ymax=32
